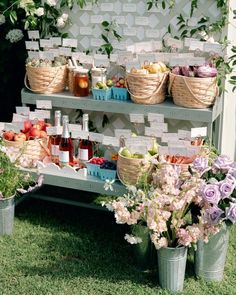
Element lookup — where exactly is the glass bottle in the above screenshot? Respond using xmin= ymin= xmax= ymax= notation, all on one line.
xmin=73 ymin=68 xmax=89 ymax=97
xmin=51 ymin=110 xmax=62 ymax=164
xmin=78 ymin=114 xmax=93 ymax=165
xmin=91 ymin=67 xmax=107 ymax=88
xmin=59 ymin=115 xmax=74 ymax=167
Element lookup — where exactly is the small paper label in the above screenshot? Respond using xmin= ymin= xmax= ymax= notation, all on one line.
xmin=204 ymin=43 xmax=223 ymax=55
xmin=123 ymin=3 xmax=136 ymax=12
xmin=4 ymin=123 xmax=20 ymax=133
xmin=40 ymin=51 xmax=54 ymax=61
xmin=59 ymin=47 xmax=72 ymax=56
xmin=184 ymin=38 xmax=199 ymax=47
xmin=69 ymin=124 xmax=82 ymax=132
xmin=76 ymin=131 xmax=89 ymax=140
xmin=46 ymin=126 xmax=62 ymax=136
xmin=187 ymin=57 xmax=205 ymax=66
xmin=145 ymin=127 xmax=163 ymax=138
xmin=114 ymin=129 xmax=132 ymax=139
xmin=148 ymin=113 xmax=164 ymax=123
xmin=28 ymin=30 xmax=40 ymax=39
xmin=166 ymin=38 xmax=183 ymax=49
xmin=40 ymin=39 xmax=52 ymax=48
xmin=25 ymin=41 xmax=39 ymax=51
xmin=50 ymin=37 xmax=61 ymax=46
xmin=191 ymin=127 xmax=207 ymax=138
xmin=100 ymin=3 xmax=114 ymax=11
xmin=30 ymin=110 xmax=50 ymax=120
xmin=102 ymin=136 xmax=120 ymax=147
xmin=149 ymin=122 xmax=168 ymax=132
xmin=161 ymin=133 xmax=179 ymax=143
xmin=28 ymin=51 xmax=40 ymax=59
xmin=79 ymin=55 xmax=94 ymax=64
xmin=138 ymin=53 xmax=156 ymax=63
xmin=62 ymin=38 xmax=78 ymax=48
xmin=178 ymin=129 xmax=191 ymax=140
xmin=12 ymin=113 xmax=26 ymax=122
xmin=89 ymin=132 xmax=104 ymax=143
xmin=128 ymin=145 xmax=148 ymax=155
xmin=117 ymin=51 xmax=134 ymax=65
xmin=168 ymin=147 xmax=188 ymax=156
xmin=16 ymin=106 xmax=30 ymax=116
xmin=79 ymin=148 xmax=89 ymax=161
xmin=168 ymin=140 xmax=190 ymax=147
xmin=129 ymin=114 xmax=145 ymax=123
xmin=36 ymin=100 xmax=52 ymax=109
xmin=49 ymin=49 xmax=60 ymax=58
xmin=189 ymin=40 xmax=205 ymax=51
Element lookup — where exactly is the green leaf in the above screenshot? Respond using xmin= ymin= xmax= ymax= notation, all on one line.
xmin=9 ymin=10 xmax=17 ymax=24
xmin=102 ymin=21 xmax=109 ymax=27
xmin=147 ymin=1 xmax=153 ymax=10
xmin=162 ymin=1 xmax=166 ymax=9
xmin=101 ymin=34 xmax=109 ymax=43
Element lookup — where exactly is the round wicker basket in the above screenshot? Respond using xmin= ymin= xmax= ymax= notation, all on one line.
xmin=126 ymin=71 xmax=168 ymax=104
xmin=25 ymin=65 xmax=67 ymax=94
xmin=3 ymin=138 xmax=50 ymax=165
xmin=168 ymin=73 xmax=218 ymax=109
xmin=117 ymin=149 xmax=153 ymax=185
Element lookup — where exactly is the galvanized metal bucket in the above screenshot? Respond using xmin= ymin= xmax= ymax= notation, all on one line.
xmin=0 ymin=196 xmax=15 ymax=236
xmin=194 ymin=224 xmax=229 ymax=281
xmin=157 ymin=246 xmax=187 ymax=293
xmin=131 ymin=224 xmax=154 ymax=271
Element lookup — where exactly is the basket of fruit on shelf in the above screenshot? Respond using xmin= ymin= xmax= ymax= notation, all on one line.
xmin=2 ymin=120 xmax=50 ymax=168
xmin=92 ymin=80 xmax=113 ymax=100
xmin=126 ymin=61 xmax=169 ymax=105
xmin=87 ymin=157 xmax=116 ymax=181
xmin=111 ymin=77 xmax=129 ymax=101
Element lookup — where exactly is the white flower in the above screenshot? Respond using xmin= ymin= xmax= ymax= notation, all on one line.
xmin=46 ymin=0 xmax=57 ymax=7
xmin=0 ymin=14 xmax=5 ymax=25
xmin=127 ymin=185 xmax=137 ymax=195
xmin=19 ymin=0 xmax=34 ymax=9
xmin=56 ymin=17 xmax=65 ymax=28
xmin=0 ymin=145 xmax=7 ymax=153
xmin=104 ymin=179 xmax=115 ymax=191
xmin=61 ymin=13 xmax=68 ymax=22
xmin=6 ymin=29 xmax=24 ymax=43
xmin=124 ymin=234 xmax=142 ymax=244
xmin=35 ymin=7 xmax=44 ymax=17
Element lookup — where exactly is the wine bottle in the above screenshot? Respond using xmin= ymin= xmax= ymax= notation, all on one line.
xmin=51 ymin=110 xmax=62 ymax=164
xmin=59 ymin=115 xmax=74 ymax=167
xmin=78 ymin=114 xmax=93 ymax=165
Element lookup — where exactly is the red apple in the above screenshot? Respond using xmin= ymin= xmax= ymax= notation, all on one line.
xmin=21 ymin=120 xmax=32 ymax=133
xmin=30 ymin=128 xmax=41 ymax=138
xmin=14 ymin=133 xmax=27 ymax=141
xmin=38 ymin=120 xmax=46 ymax=131
xmin=3 ymin=130 xmax=15 ymax=141
xmin=39 ymin=130 xmax=47 ymax=138
xmin=32 ymin=124 xmax=42 ymax=131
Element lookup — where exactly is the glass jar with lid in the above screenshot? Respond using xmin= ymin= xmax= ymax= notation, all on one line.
xmin=73 ymin=68 xmax=89 ymax=97
xmin=91 ymin=67 xmax=107 ymax=88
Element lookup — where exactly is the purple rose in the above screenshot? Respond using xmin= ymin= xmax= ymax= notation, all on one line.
xmin=225 ymin=202 xmax=236 ymax=223
xmin=193 ymin=157 xmax=209 ymax=172
xmin=201 ymin=184 xmax=221 ymax=205
xmin=219 ymin=180 xmax=235 ymax=199
xmin=204 ymin=206 xmax=224 ymax=225
xmin=228 ymin=168 xmax=236 ymax=180
xmin=213 ymin=155 xmax=233 ymax=172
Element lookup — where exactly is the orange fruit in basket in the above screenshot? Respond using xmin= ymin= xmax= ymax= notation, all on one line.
xmin=79 ymin=80 xmax=88 ymax=88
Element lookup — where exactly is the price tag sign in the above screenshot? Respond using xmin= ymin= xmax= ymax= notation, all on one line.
xmin=78 ymin=131 xmax=89 ymax=140
xmin=166 ymin=38 xmax=183 ymax=49
xmin=25 ymin=41 xmax=39 ymax=50
xmin=148 ymin=113 xmax=164 ymax=123
xmin=32 ymin=110 xmax=51 ymax=120
xmin=89 ymin=132 xmax=104 ymax=143
xmin=16 ymin=106 xmax=30 ymax=116
xmin=40 ymin=51 xmax=54 ymax=60
xmin=135 ymin=42 xmax=153 ymax=53
xmin=4 ymin=123 xmax=21 ymax=133
xmin=149 ymin=122 xmax=168 ymax=132
xmin=169 ymin=58 xmax=188 ymax=67
xmin=79 ymin=55 xmax=94 ymax=65
xmin=50 ymin=37 xmax=61 ymax=46
xmin=128 ymin=145 xmax=148 ymax=155
xmin=28 ymin=51 xmax=40 ymax=59
xmin=184 ymin=38 xmax=199 ymax=47
xmin=114 ymin=129 xmax=132 ymax=139
xmin=36 ymin=100 xmax=52 ymax=109
xmin=12 ymin=113 xmax=26 ymax=122
xmin=28 ymin=30 xmax=40 ymax=39
xmin=46 ymin=126 xmax=62 ymax=135
xmin=187 ymin=57 xmax=205 ymax=66
xmin=203 ymin=43 xmax=223 ymax=55
xmin=159 ymin=146 xmax=169 ymax=155
xmin=129 ymin=114 xmax=145 ymax=123
xmin=117 ymin=51 xmax=133 ymax=65
xmin=49 ymin=48 xmax=60 ymax=58
xmin=102 ymin=136 xmax=120 ymax=147
xmin=189 ymin=40 xmax=205 ymax=51
xmin=178 ymin=129 xmax=191 ymax=140
xmin=62 ymin=38 xmax=78 ymax=48
xmin=168 ymin=140 xmax=188 ymax=147
xmin=145 ymin=127 xmax=163 ymax=138
xmin=40 ymin=39 xmax=52 ymax=48
xmin=59 ymin=47 xmax=72 ymax=56
xmin=191 ymin=127 xmax=207 ymax=138
xmin=169 ymin=147 xmax=188 ymax=156
xmin=69 ymin=124 xmax=82 ymax=132
xmin=161 ymin=133 xmax=178 ymax=143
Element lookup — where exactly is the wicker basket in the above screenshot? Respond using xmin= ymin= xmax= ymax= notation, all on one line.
xmin=168 ymin=73 xmax=218 ymax=109
xmin=3 ymin=138 xmax=50 ymax=166
xmin=68 ymin=68 xmax=74 ymax=94
xmin=126 ymin=71 xmax=168 ymax=104
xmin=117 ymin=149 xmax=153 ymax=185
xmin=25 ymin=65 xmax=68 ymax=94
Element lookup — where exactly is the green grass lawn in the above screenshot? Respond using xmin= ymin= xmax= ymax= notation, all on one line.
xmin=0 ymin=197 xmax=235 ymax=295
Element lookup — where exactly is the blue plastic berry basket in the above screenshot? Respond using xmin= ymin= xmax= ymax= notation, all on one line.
xmin=92 ymin=88 xmax=112 ymax=101
xmin=112 ymin=87 xmax=129 ymax=101
xmin=86 ymin=163 xmax=101 ymax=177
xmin=100 ymin=169 xmax=117 ymax=181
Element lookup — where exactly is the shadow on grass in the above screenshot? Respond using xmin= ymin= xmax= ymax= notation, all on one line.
xmin=15 ymin=198 xmax=160 ymax=289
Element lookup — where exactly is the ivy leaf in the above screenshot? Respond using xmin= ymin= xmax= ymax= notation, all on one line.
xmin=162 ymin=1 xmax=166 ymax=9
xmin=102 ymin=21 xmax=109 ymax=27
xmin=101 ymin=34 xmax=109 ymax=43
xmin=147 ymin=1 xmax=153 ymax=10
xmin=102 ymin=114 xmax=109 ymax=127
xmin=9 ymin=10 xmax=17 ymax=24
xmin=113 ymin=30 xmax=121 ymax=41
xmin=168 ymin=24 xmax=171 ymax=34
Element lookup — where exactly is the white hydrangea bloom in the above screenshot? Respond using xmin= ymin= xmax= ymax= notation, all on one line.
xmin=35 ymin=7 xmax=44 ymax=17
xmin=56 ymin=17 xmax=65 ymax=28
xmin=61 ymin=13 xmax=68 ymax=22
xmin=6 ymin=29 xmax=24 ymax=43
xmin=46 ymin=0 xmax=57 ymax=7
xmin=124 ymin=234 xmax=142 ymax=244
xmin=0 ymin=14 xmax=5 ymax=25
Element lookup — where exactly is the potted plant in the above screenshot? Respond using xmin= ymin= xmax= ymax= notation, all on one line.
xmin=0 ymin=139 xmax=43 ymax=236
xmin=192 ymin=154 xmax=236 ymax=281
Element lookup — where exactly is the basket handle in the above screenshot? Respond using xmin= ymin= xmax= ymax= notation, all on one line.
xmin=182 ymin=76 xmax=218 ymax=106
xmin=24 ymin=66 xmax=62 ymax=93
xmin=168 ymin=73 xmax=175 ymax=95
xmin=126 ymin=73 xmax=167 ymax=100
